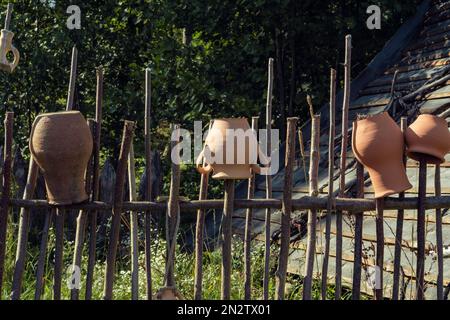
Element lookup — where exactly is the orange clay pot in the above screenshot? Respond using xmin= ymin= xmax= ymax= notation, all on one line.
xmin=196 ymin=118 xmax=262 ymax=180
xmin=30 ymin=111 xmax=93 ymax=205
xmin=352 ymin=112 xmax=412 ymax=198
xmin=405 ymin=114 xmax=450 ymax=164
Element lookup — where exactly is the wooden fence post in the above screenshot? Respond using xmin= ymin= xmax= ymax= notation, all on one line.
xmin=144 ymin=68 xmax=153 ymax=300
xmin=103 ymin=120 xmax=135 ymax=300
xmin=392 ymin=117 xmax=407 ymax=300
xmin=244 ymin=117 xmax=259 ymax=300
xmin=165 ymin=125 xmax=181 ymax=287
xmin=128 ymin=142 xmax=139 ymax=300
xmin=222 ymin=179 xmax=235 ymax=300
xmin=435 ymin=164 xmax=443 ymax=300
xmin=34 ymin=209 xmax=54 ymax=300
xmin=0 ymin=112 xmax=13 ymax=298
xmin=375 ymin=198 xmax=384 ymax=300
xmin=4 ymin=3 xmax=13 ymax=30
xmin=336 ymin=34 xmax=352 ymax=300
xmin=86 ymin=67 xmax=103 ymax=300
xmin=322 ymin=68 xmax=336 ymax=300
xmin=303 ymin=114 xmax=320 ymax=300
xmin=352 ymin=160 xmax=364 ymax=300
xmin=416 ymin=157 xmax=427 ymax=300
xmin=10 ymin=158 xmax=39 ymax=300
xmin=194 ymin=121 xmax=213 ymax=300
xmin=53 ymin=208 xmax=64 ymax=300
xmin=263 ymin=58 xmax=274 ymax=300
xmin=275 ymin=117 xmax=297 ymax=300
xmin=71 ymin=119 xmax=95 ymax=300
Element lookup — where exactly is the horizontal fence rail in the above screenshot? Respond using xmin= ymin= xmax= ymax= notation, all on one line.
xmin=9 ymin=196 xmax=450 ymax=213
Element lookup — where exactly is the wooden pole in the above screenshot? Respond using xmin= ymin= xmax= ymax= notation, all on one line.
xmin=303 ymin=115 xmax=320 ymax=300
xmin=10 ymin=158 xmax=39 ymax=300
xmin=4 ymin=3 xmax=12 ymax=30
xmin=416 ymin=157 xmax=427 ymax=300
xmin=321 ymin=68 xmax=336 ymax=300
xmin=103 ymin=120 xmax=135 ymax=300
xmin=34 ymin=209 xmax=53 ymax=300
xmin=85 ymin=67 xmax=103 ymax=300
xmin=128 ymin=142 xmax=139 ymax=300
xmin=66 ymin=47 xmax=78 ymax=111
xmin=244 ymin=117 xmax=259 ymax=300
xmin=336 ymin=34 xmax=352 ymax=300
xmin=70 ymin=119 xmax=95 ymax=300
xmin=392 ymin=117 xmax=407 ymax=300
xmin=375 ymin=198 xmax=384 ymax=300
xmin=53 ymin=208 xmax=64 ymax=300
xmin=194 ymin=120 xmax=213 ymax=300
xmin=222 ymin=179 xmax=235 ymax=300
xmin=435 ymin=164 xmax=443 ymax=300
xmin=144 ymin=68 xmax=153 ymax=300
xmin=263 ymin=57 xmax=274 ymax=300
xmin=0 ymin=112 xmax=13 ymax=298
xmin=275 ymin=117 xmax=297 ymax=300
xmin=165 ymin=124 xmax=181 ymax=287
xmin=352 ymin=161 xmax=364 ymax=300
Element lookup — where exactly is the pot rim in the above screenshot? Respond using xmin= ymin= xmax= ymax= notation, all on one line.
xmin=354 ymin=111 xmax=391 ymax=124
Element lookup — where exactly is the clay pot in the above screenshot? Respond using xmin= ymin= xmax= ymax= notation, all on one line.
xmin=352 ymin=112 xmax=412 ymax=198
xmin=0 ymin=29 xmax=19 ymax=73
xmin=196 ymin=118 xmax=263 ymax=180
xmin=30 ymin=111 xmax=93 ymax=205
xmin=405 ymin=114 xmax=450 ymax=164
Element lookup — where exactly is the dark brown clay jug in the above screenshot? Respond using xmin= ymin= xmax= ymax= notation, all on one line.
xmin=405 ymin=114 xmax=450 ymax=164
xmin=30 ymin=111 xmax=93 ymax=205
xmin=352 ymin=112 xmax=412 ymax=198
xmin=196 ymin=118 xmax=264 ymax=180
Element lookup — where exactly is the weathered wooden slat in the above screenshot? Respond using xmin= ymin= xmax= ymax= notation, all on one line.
xmin=128 ymin=142 xmax=139 ymax=300
xmin=0 ymin=112 xmax=13 ymax=298
xmin=416 ymin=158 xmax=427 ymax=300
xmin=85 ymin=67 xmax=103 ymax=300
xmin=322 ymin=68 xmax=336 ymax=300
xmin=386 ymin=57 xmax=450 ymax=75
xmin=222 ymin=179 xmax=234 ymax=300
xmin=352 ymin=162 xmax=364 ymax=300
xmin=194 ymin=121 xmax=212 ymax=301
xmin=53 ymin=209 xmax=64 ymax=300
xmin=303 ymin=115 xmax=320 ymax=300
xmin=144 ymin=68 xmax=153 ymax=300
xmin=275 ymin=117 xmax=297 ymax=300
xmin=263 ymin=58 xmax=274 ymax=300
xmin=244 ymin=117 xmax=258 ymax=300
xmin=34 ymin=209 xmax=53 ymax=300
xmin=435 ymin=164 xmax=444 ymax=300
xmin=103 ymin=120 xmax=135 ymax=300
xmin=375 ymin=199 xmax=384 ymax=300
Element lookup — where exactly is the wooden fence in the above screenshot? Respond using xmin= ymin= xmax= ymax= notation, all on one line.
xmin=0 ymin=48 xmax=448 ymax=301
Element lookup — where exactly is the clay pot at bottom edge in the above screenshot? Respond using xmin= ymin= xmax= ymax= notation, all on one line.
xmin=405 ymin=114 xmax=450 ymax=164
xmin=352 ymin=112 xmax=412 ymax=198
xmin=30 ymin=111 xmax=93 ymax=205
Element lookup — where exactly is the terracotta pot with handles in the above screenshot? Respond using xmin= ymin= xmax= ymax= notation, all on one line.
xmin=405 ymin=114 xmax=450 ymax=164
xmin=196 ymin=118 xmax=265 ymax=180
xmin=352 ymin=112 xmax=412 ymax=198
xmin=30 ymin=111 xmax=93 ymax=205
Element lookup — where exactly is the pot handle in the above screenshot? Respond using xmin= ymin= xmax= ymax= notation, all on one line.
xmin=196 ymin=148 xmax=213 ymax=175
xmin=8 ymin=44 xmax=19 ymax=72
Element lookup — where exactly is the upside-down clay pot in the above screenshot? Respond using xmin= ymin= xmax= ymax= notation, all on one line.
xmin=196 ymin=118 xmax=262 ymax=180
xmin=352 ymin=112 xmax=412 ymax=198
xmin=405 ymin=114 xmax=450 ymax=164
xmin=30 ymin=111 xmax=93 ymax=205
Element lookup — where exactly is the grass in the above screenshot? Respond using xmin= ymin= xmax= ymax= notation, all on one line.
xmin=1 ymin=214 xmax=342 ymax=300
